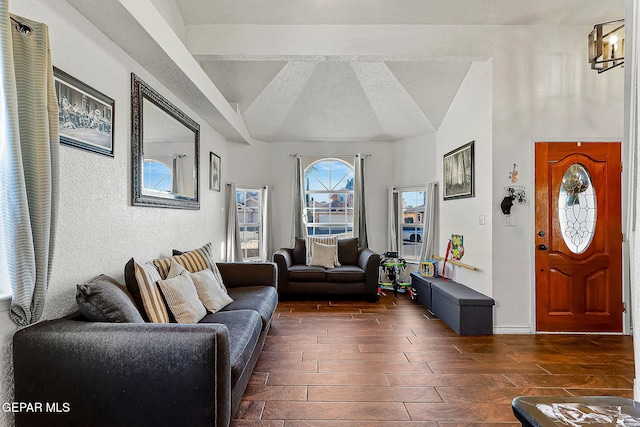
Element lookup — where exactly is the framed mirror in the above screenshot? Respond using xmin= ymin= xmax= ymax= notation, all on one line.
xmin=131 ymin=73 xmax=200 ymax=210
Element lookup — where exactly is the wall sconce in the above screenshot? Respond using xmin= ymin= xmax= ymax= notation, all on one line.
xmin=589 ymin=19 xmax=624 ymax=73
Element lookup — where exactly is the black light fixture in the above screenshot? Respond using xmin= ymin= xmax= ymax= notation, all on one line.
xmin=589 ymin=19 xmax=624 ymax=73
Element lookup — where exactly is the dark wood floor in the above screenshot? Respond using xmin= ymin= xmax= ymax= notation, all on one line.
xmin=231 ymin=292 xmax=635 ymax=426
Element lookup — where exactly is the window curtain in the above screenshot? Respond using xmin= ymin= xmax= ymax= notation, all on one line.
xmin=419 ymin=182 xmax=439 ymax=261
xmin=625 ymin=0 xmax=640 ymax=401
xmin=225 ymin=182 xmax=243 ymax=262
xmin=387 ymin=187 xmax=401 ymax=252
xmin=291 ymin=155 xmax=306 ymax=244
xmin=172 ymin=154 xmax=185 ymax=195
xmin=353 ymin=153 xmax=368 ymax=247
xmin=259 ymin=186 xmax=271 ymax=261
xmin=0 ymin=8 xmax=59 ymax=326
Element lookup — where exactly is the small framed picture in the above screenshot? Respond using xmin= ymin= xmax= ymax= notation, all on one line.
xmin=53 ymin=67 xmax=114 ymax=157
xmin=443 ymin=141 xmax=474 ymax=200
xmin=210 ymin=152 xmax=221 ymax=191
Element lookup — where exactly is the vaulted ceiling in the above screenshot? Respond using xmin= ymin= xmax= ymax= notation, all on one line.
xmin=64 ymin=0 xmax=624 ymax=143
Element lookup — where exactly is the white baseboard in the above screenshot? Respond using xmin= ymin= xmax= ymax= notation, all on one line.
xmin=493 ymin=325 xmax=532 ymax=334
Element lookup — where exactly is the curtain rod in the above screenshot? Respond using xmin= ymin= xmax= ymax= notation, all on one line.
xmin=10 ymin=17 xmax=32 ymax=35
xmin=226 ymin=184 xmax=270 ymax=190
xmin=288 ymin=153 xmax=372 ymax=157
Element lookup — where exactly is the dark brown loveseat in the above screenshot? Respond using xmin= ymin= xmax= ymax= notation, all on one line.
xmin=273 ymin=237 xmax=380 ymax=301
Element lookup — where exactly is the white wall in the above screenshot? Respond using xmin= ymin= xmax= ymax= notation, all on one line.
xmin=393 ymin=133 xmax=438 ymax=187
xmin=2 ymin=1 xmax=229 ymax=423
xmin=248 ymin=141 xmax=395 ymax=255
xmin=491 ymin=25 xmax=625 ymax=332
xmin=436 ymin=60 xmax=494 ymax=297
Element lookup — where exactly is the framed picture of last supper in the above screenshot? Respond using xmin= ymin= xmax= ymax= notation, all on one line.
xmin=54 ymin=67 xmax=114 ymax=157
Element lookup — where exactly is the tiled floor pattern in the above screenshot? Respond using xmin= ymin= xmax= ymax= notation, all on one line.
xmin=231 ymin=293 xmax=634 ymax=426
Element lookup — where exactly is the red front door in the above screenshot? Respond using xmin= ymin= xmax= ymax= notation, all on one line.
xmin=535 ymin=142 xmax=622 ymax=332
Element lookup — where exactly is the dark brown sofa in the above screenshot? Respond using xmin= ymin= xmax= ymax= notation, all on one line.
xmin=273 ymin=237 xmax=380 ymax=301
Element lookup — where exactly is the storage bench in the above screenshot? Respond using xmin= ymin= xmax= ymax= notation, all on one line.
xmin=410 ymin=272 xmax=448 ymax=312
xmin=430 ymin=281 xmax=494 ymax=335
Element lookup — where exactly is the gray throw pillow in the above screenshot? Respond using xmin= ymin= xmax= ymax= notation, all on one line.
xmin=76 ymin=275 xmax=145 ymax=323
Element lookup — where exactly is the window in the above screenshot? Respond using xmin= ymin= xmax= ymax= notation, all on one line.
xmin=236 ymin=188 xmax=263 ymax=260
xmin=143 ymin=159 xmax=172 ymax=193
xmin=304 ymin=159 xmax=354 ymax=236
xmin=400 ymin=188 xmax=426 ymax=261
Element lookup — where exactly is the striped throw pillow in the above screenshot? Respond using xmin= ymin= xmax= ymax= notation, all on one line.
xmin=162 ymin=242 xmax=229 ymax=293
xmin=133 ymin=261 xmax=169 ymax=323
xmin=306 ymin=235 xmax=340 ymax=266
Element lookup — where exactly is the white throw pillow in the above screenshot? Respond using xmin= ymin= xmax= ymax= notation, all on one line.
xmin=306 ymin=235 xmax=340 ymax=266
xmin=309 ymin=241 xmax=338 ymax=269
xmin=190 ymin=268 xmax=233 ymax=313
xmin=157 ymin=270 xmax=207 ymax=324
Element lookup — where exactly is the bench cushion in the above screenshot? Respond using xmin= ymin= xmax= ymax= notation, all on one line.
xmin=431 ymin=282 xmax=495 ymax=306
xmin=326 ymin=265 xmax=365 ymax=283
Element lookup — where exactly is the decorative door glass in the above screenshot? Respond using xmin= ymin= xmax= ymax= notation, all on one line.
xmin=558 ymin=163 xmax=596 ymax=254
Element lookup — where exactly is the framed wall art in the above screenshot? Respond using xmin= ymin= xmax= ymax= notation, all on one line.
xmin=53 ymin=67 xmax=114 ymax=157
xmin=210 ymin=152 xmax=221 ymax=191
xmin=443 ymin=141 xmax=474 ymax=200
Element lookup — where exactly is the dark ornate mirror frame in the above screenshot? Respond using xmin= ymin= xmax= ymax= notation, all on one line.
xmin=131 ymin=73 xmax=200 ymax=210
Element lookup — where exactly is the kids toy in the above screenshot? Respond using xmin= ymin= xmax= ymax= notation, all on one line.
xmin=379 ymin=251 xmax=408 ymax=297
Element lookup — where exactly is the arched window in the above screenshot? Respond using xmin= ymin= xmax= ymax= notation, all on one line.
xmin=304 ymin=159 xmax=354 ymax=236
xmin=143 ymin=159 xmax=172 ymax=193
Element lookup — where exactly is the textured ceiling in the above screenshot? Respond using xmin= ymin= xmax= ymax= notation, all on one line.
xmin=64 ymin=0 xmax=624 ymax=143
xmin=175 ymin=0 xmax=623 ymax=142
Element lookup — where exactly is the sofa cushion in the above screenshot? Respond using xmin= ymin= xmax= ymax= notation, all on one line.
xmin=155 ymin=246 xmax=210 ymax=279
xmin=199 ymin=310 xmax=262 ymax=385
xmin=158 ymin=270 xmax=207 ymax=324
xmin=170 ymin=243 xmax=228 ymax=292
xmin=309 ymin=242 xmax=337 ymax=268
xmin=191 ymin=268 xmax=234 ymax=313
xmin=288 ymin=265 xmax=326 ymax=282
xmin=338 ymin=238 xmax=359 ymax=266
xmin=125 ymin=259 xmax=170 ymax=323
xmin=326 ymin=265 xmax=365 ymax=283
xmin=306 ymin=235 xmax=340 ymax=266
xmin=76 ymin=275 xmax=145 ymax=323
xmin=169 ymin=260 xmax=233 ymax=313
xmin=224 ymin=286 xmax=278 ymax=329
xmin=293 ymin=237 xmax=306 ymax=265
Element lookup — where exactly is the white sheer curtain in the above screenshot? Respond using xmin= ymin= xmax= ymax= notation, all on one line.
xmin=259 ymin=186 xmax=271 ymax=261
xmin=387 ymin=187 xmax=401 ymax=252
xmin=172 ymin=154 xmax=185 ymax=195
xmin=624 ymin=0 xmax=640 ymax=400
xmin=419 ymin=182 xmax=438 ymax=261
xmin=353 ymin=153 xmax=368 ymax=247
xmin=291 ymin=155 xmax=306 ymax=244
xmin=0 ymin=8 xmax=59 ymax=326
xmin=225 ymin=182 xmax=242 ymax=262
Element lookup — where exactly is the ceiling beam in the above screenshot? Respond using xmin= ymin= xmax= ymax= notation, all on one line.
xmin=187 ymin=25 xmax=493 ymax=60
xmin=118 ymin=0 xmax=254 ymax=144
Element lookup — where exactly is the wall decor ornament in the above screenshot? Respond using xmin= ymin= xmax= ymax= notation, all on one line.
xmin=210 ymin=152 xmax=221 ymax=191
xmin=443 ymin=141 xmax=474 ymax=200
xmin=54 ymin=67 xmax=114 ymax=157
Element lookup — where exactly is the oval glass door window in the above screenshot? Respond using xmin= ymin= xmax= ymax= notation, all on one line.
xmin=558 ymin=163 xmax=596 ymax=254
